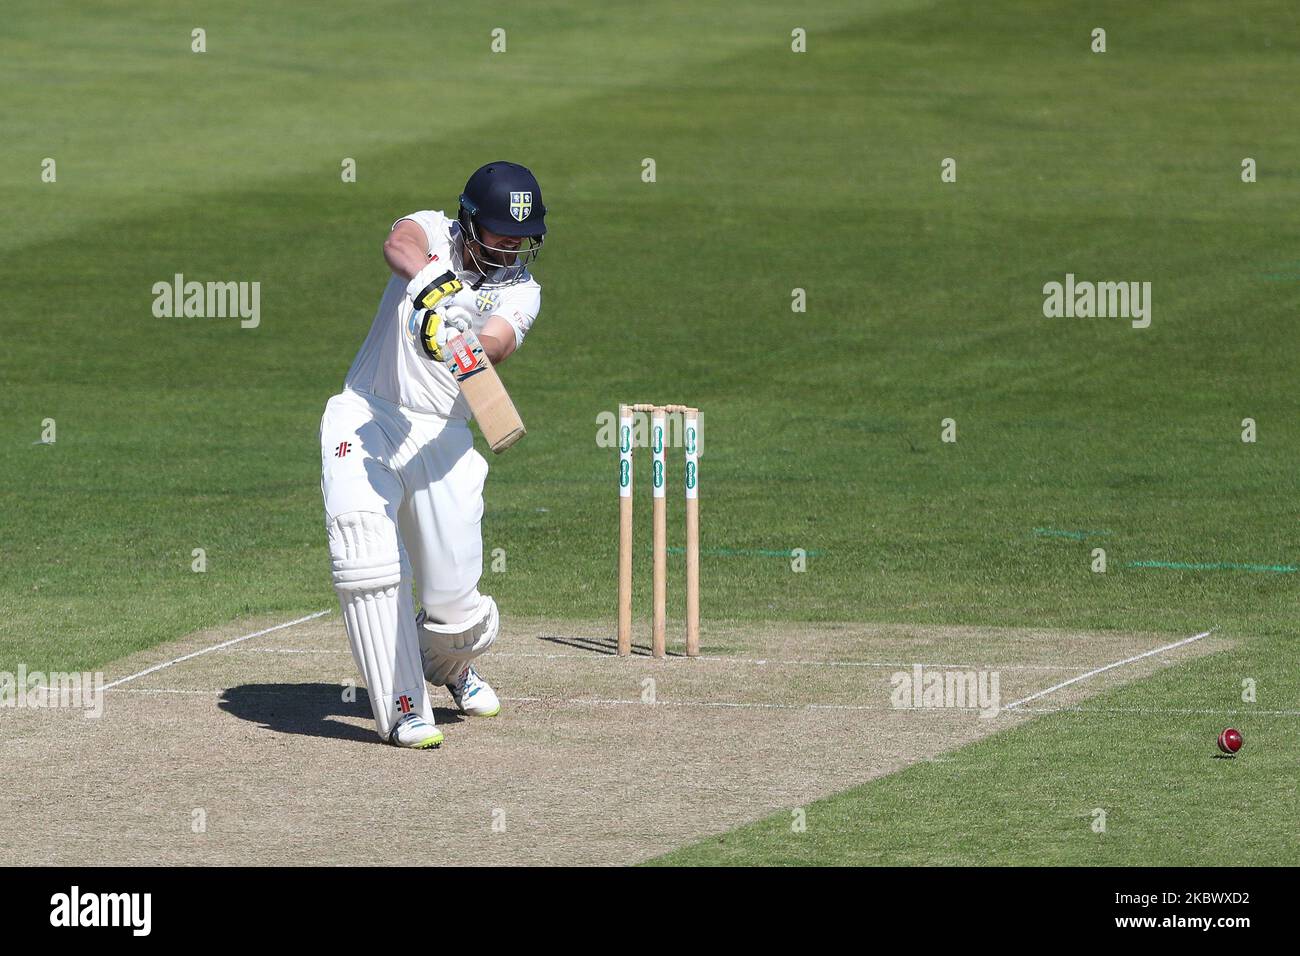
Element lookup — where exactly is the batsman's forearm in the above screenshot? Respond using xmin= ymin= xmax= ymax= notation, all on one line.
xmin=383 ymin=237 xmax=430 ymax=280
xmin=477 ymin=330 xmax=512 ymax=365
xmin=477 ymin=315 xmax=519 ymax=365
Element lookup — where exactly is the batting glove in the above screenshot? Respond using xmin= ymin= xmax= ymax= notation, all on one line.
xmin=407 ymin=262 xmax=464 ymax=311
xmin=416 ymin=306 xmax=473 ymax=363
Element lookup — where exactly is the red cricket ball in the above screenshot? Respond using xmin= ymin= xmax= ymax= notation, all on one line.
xmin=1217 ymin=728 xmax=1243 ymax=754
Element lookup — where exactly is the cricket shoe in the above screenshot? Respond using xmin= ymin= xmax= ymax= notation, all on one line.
xmin=388 ymin=713 xmax=444 ymax=749
xmin=446 ymin=664 xmax=501 ymax=717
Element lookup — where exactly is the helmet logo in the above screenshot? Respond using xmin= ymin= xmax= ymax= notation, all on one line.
xmin=509 ymin=191 xmax=532 ymax=222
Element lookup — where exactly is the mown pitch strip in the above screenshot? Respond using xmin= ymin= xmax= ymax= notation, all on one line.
xmin=0 ymin=614 xmax=1223 ymax=865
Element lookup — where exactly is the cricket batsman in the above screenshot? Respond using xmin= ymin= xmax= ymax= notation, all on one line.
xmin=318 ymin=161 xmax=545 ymax=748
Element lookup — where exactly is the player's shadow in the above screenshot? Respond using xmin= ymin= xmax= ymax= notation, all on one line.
xmin=219 ymin=683 xmax=463 ymax=743
xmin=536 ymin=634 xmax=688 ymax=657
xmin=537 ymin=634 xmax=621 ymax=655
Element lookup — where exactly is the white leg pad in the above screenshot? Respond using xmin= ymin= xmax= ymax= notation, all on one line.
xmin=417 ymin=594 xmax=500 ymax=686
xmin=329 ymin=511 xmax=432 ymax=739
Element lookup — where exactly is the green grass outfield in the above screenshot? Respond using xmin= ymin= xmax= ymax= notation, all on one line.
xmin=2 ymin=0 xmax=1296 ymax=864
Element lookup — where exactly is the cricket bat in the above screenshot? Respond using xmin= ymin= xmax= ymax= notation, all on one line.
xmin=441 ymin=328 xmax=527 ymax=453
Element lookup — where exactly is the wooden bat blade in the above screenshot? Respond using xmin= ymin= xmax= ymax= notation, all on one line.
xmin=443 ymin=331 xmax=527 ymax=453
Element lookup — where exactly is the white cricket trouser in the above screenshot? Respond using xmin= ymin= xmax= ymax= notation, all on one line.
xmin=319 ymin=388 xmax=488 ymax=736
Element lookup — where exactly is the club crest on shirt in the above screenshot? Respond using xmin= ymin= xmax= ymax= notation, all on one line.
xmin=509 ymin=192 xmax=532 ymax=222
xmin=475 ymin=289 xmax=500 ymax=313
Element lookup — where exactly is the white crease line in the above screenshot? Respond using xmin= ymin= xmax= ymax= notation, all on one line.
xmin=108 ymin=688 xmax=224 ymax=696
xmin=1002 ymin=630 xmax=1214 ymax=711
xmin=689 ymin=656 xmax=1068 ymax=670
xmin=516 ymin=652 xmax=1076 ymax=670
xmin=101 ymin=688 xmax=972 ymax=713
xmin=233 ymin=647 xmax=1075 ymax=671
xmin=102 ymin=610 xmax=332 ymax=690
xmin=500 ymin=696 xmax=983 ymax=713
xmin=238 ymin=648 xmax=342 ymax=654
xmin=98 ymin=690 xmax=1295 ymax=720
xmin=1013 ymin=705 xmax=1300 ymax=717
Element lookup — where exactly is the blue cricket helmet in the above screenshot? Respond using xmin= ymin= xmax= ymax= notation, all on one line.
xmin=456 ymin=161 xmax=546 ymax=285
xmin=459 ymin=161 xmax=547 ymax=238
